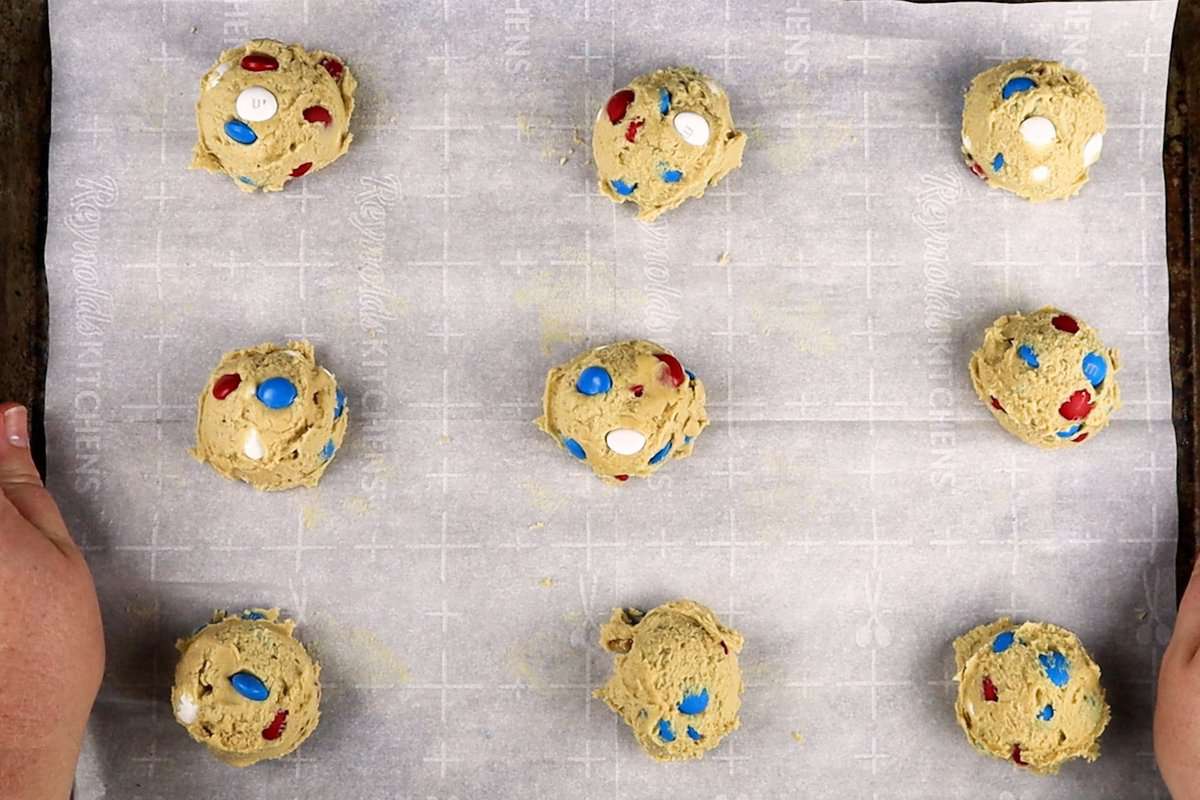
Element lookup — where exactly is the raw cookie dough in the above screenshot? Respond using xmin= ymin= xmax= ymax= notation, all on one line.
xmin=536 ymin=339 xmax=707 ymax=483
xmin=192 ymin=340 xmax=348 ymax=490
xmin=172 ymin=608 xmax=321 ymax=767
xmin=961 ymin=58 xmax=1106 ymax=201
xmin=191 ymin=39 xmax=356 ymax=192
xmin=969 ymin=307 xmax=1119 ymax=448
xmin=593 ymin=67 xmax=747 ymax=220
xmin=953 ymin=617 xmax=1110 ymax=774
xmin=596 ymin=600 xmax=744 ymax=762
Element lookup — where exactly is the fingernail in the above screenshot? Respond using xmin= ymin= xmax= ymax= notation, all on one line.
xmin=4 ymin=406 xmax=29 ymax=448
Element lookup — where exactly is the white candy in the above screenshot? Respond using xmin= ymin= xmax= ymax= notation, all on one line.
xmin=1019 ymin=116 xmax=1057 ymax=148
xmin=672 ymin=112 xmax=711 ymax=147
xmin=206 ymin=61 xmax=231 ymax=89
xmin=1083 ymin=132 xmax=1104 ymax=167
xmin=605 ymin=428 xmax=647 ymax=456
xmin=1030 ymin=165 xmax=1051 ymax=183
xmin=243 ymin=427 xmax=265 ymax=460
xmin=961 ymin=133 xmax=973 ymax=153
xmin=176 ymin=693 xmax=199 ymax=725
xmin=236 ymin=86 xmax=278 ymax=122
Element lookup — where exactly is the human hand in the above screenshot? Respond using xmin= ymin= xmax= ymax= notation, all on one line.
xmin=0 ymin=403 xmax=104 ymax=800
xmin=1157 ymin=556 xmax=1200 ymax=798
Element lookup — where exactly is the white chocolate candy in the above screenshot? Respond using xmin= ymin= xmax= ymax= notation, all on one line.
xmin=236 ymin=86 xmax=278 ymax=122
xmin=1083 ymin=132 xmax=1104 ymax=167
xmin=1019 ymin=116 xmax=1057 ymax=148
xmin=1030 ymin=165 xmax=1050 ymax=183
xmin=672 ymin=111 xmax=711 ymax=147
xmin=207 ymin=61 xmax=231 ymax=89
xmin=176 ymin=693 xmax=199 ymax=725
xmin=243 ymin=427 xmax=265 ymax=461
xmin=605 ymin=428 xmax=647 ymax=456
xmin=962 ymin=133 xmax=973 ymax=153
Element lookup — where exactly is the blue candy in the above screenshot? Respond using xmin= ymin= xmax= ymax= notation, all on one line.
xmin=1017 ymin=345 xmax=1039 ymax=369
xmin=684 ymin=435 xmax=694 ymax=445
xmin=334 ymin=387 xmax=347 ymax=419
xmin=610 ymin=178 xmax=637 ymax=196
xmin=992 ymin=631 xmax=1015 ymax=653
xmin=238 ymin=176 xmax=255 ymax=186
xmin=657 ymin=719 xmax=676 ymax=742
xmin=686 ymin=726 xmax=703 ymax=741
xmin=992 ymin=152 xmax=1005 ymax=172
xmin=1082 ymin=353 xmax=1107 ymax=388
xmin=1002 ymin=77 xmax=1037 ymax=100
xmin=320 ymin=439 xmax=336 ymax=460
xmin=662 ymin=169 xmax=683 ymax=183
xmin=659 ymin=88 xmax=671 ymax=115
xmin=1039 ymin=651 xmax=1070 ymax=687
xmin=1037 ymin=704 xmax=1055 ymax=721
xmin=241 ymin=610 xmax=266 ymax=620
xmin=1056 ymin=424 xmax=1082 ymax=439
xmin=576 ymin=366 xmax=613 ymax=396
xmin=648 ymin=440 xmax=673 ymax=465
xmin=256 ymin=377 xmax=297 ymax=409
xmin=563 ymin=437 xmax=586 ymax=460
xmin=230 ymin=671 xmax=269 ymax=701
xmin=685 ymin=370 xmax=695 ymax=381
xmin=224 ymin=119 xmax=257 ymax=145
xmin=679 ymin=688 xmax=709 ymax=715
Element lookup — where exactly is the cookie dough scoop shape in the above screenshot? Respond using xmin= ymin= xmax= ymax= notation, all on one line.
xmin=191 ymin=38 xmax=356 ymax=192
xmin=172 ymin=608 xmax=321 ymax=767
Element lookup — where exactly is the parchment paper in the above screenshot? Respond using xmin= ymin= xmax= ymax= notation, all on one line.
xmin=44 ymin=0 xmax=1178 ymax=796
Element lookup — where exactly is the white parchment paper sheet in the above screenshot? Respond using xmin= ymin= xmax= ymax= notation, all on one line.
xmin=44 ymin=0 xmax=1178 ymax=796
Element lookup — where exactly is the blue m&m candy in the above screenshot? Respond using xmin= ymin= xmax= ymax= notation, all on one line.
xmin=320 ymin=439 xmax=336 ymax=460
xmin=1037 ymin=704 xmax=1055 ymax=721
xmin=1016 ymin=345 xmax=1038 ymax=369
xmin=238 ymin=176 xmax=255 ymax=186
xmin=230 ymin=671 xmax=269 ymax=701
xmin=657 ymin=719 xmax=676 ymax=742
xmin=1056 ymin=424 xmax=1082 ymax=439
xmin=334 ymin=387 xmax=347 ymax=419
xmin=256 ymin=377 xmax=297 ymax=409
xmin=563 ymin=437 xmax=586 ymax=460
xmin=686 ymin=726 xmax=703 ymax=741
xmin=992 ymin=152 xmax=1005 ymax=173
xmin=610 ymin=178 xmax=636 ymax=196
xmin=662 ymin=169 xmax=683 ymax=183
xmin=1002 ymin=77 xmax=1037 ymax=100
xmin=992 ymin=631 xmax=1015 ymax=653
xmin=241 ymin=610 xmax=266 ymax=620
xmin=224 ymin=119 xmax=257 ymax=145
xmin=576 ymin=366 xmax=612 ymax=396
xmin=679 ymin=688 xmax=709 ymax=715
xmin=659 ymin=88 xmax=671 ymax=114
xmin=648 ymin=439 xmax=673 ymax=465
xmin=1082 ymin=353 xmax=1107 ymax=388
xmin=1038 ymin=651 xmax=1070 ymax=687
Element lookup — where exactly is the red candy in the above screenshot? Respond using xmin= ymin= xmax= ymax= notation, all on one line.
xmin=241 ymin=53 xmax=279 ymax=72
xmin=969 ymin=162 xmax=987 ymax=180
xmin=290 ymin=162 xmax=313 ymax=178
xmin=262 ymin=709 xmax=288 ymax=740
xmin=319 ymin=57 xmax=343 ymax=80
xmin=630 ymin=385 xmax=644 ymax=397
xmin=1059 ymin=389 xmax=1094 ymax=420
xmin=654 ymin=353 xmax=685 ymax=388
xmin=1051 ymin=314 xmax=1079 ymax=334
xmin=1073 ymin=433 xmax=1089 ymax=443
xmin=606 ymin=89 xmax=635 ymax=124
xmin=625 ymin=118 xmax=645 ymax=143
xmin=212 ymin=373 xmax=241 ymax=399
xmin=1011 ymin=745 xmax=1027 ymax=766
xmin=720 ymin=641 xmax=729 ymax=655
xmin=982 ymin=676 xmax=998 ymax=702
xmin=303 ymin=106 xmax=333 ymax=126
xmin=614 ymin=474 xmax=629 ymax=482
xmin=990 ymin=397 xmax=1004 ymax=413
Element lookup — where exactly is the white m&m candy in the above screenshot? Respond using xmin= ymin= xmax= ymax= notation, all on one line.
xmin=236 ymin=86 xmax=278 ymax=122
xmin=672 ymin=112 xmax=711 ymax=147
xmin=606 ymin=428 xmax=647 ymax=456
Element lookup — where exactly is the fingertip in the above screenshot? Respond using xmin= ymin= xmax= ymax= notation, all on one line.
xmin=0 ymin=403 xmax=41 ymax=486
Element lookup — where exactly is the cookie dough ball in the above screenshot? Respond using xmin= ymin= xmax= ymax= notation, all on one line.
xmin=593 ymin=67 xmax=747 ymax=221
xmin=969 ymin=307 xmax=1119 ymax=448
xmin=953 ymin=618 xmax=1110 ymax=774
xmin=191 ymin=340 xmax=348 ymax=490
xmin=596 ymin=600 xmax=744 ymax=762
xmin=172 ymin=609 xmax=321 ymax=767
xmin=536 ymin=340 xmax=707 ymax=483
xmin=191 ymin=39 xmax=356 ymax=192
xmin=961 ymin=58 xmax=1106 ymax=201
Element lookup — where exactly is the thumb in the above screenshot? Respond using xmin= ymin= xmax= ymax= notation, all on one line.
xmin=0 ymin=403 xmax=74 ymax=555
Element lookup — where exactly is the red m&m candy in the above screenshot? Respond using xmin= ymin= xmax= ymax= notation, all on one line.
xmin=240 ymin=53 xmax=279 ymax=72
xmin=303 ymin=106 xmax=333 ymax=127
xmin=319 ymin=57 xmax=343 ymax=80
xmin=654 ymin=353 xmax=685 ymax=388
xmin=606 ymin=90 xmax=634 ymax=124
xmin=212 ymin=373 xmax=241 ymax=399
